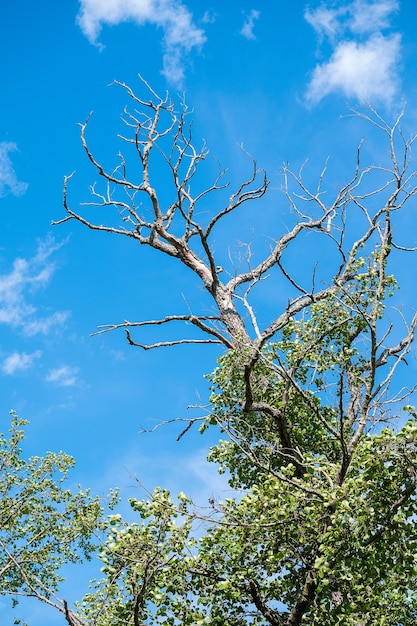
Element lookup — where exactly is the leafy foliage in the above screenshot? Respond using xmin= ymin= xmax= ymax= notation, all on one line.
xmin=73 ymin=249 xmax=417 ymax=625
xmin=0 ymin=413 xmax=106 ymax=623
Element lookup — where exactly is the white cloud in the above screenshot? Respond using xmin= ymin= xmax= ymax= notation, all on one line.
xmin=0 ymin=142 xmax=28 ymax=198
xmin=305 ymin=0 xmax=401 ymax=106
xmin=46 ymin=365 xmax=79 ymax=387
xmin=201 ymin=10 xmax=216 ymax=24
xmin=348 ymin=0 xmax=399 ymax=34
xmin=304 ymin=5 xmax=345 ymax=41
xmin=305 ymin=0 xmax=399 ymax=37
xmin=24 ymin=311 xmax=70 ymax=336
xmin=76 ymin=0 xmax=206 ymax=86
xmin=184 ymin=448 xmax=231 ymax=498
xmin=2 ymin=350 xmax=42 ymax=375
xmin=94 ymin=443 xmax=232 ymax=509
xmin=306 ymin=33 xmax=401 ymax=105
xmin=0 ymin=236 xmax=69 ymax=335
xmin=240 ymin=9 xmax=260 ymax=41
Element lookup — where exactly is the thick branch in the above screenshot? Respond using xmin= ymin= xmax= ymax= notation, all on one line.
xmin=248 ymin=578 xmax=283 ymax=626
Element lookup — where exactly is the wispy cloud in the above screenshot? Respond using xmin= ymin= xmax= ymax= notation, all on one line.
xmin=46 ymin=365 xmax=79 ymax=387
xmin=0 ymin=236 xmax=69 ymax=335
xmin=201 ymin=10 xmax=217 ymax=24
xmin=348 ymin=0 xmax=399 ymax=33
xmin=96 ymin=444 xmax=231 ymax=506
xmin=0 ymin=142 xmax=28 ymax=198
xmin=305 ymin=0 xmax=401 ymax=106
xmin=2 ymin=350 xmax=42 ymax=375
xmin=240 ymin=9 xmax=260 ymax=40
xmin=184 ymin=448 xmax=231 ymax=499
xmin=305 ymin=5 xmax=346 ymax=41
xmin=77 ymin=0 xmax=206 ymax=87
xmin=25 ymin=311 xmax=70 ymax=336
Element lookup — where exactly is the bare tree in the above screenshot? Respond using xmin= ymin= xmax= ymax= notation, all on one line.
xmin=55 ymin=77 xmax=417 ymax=448
xmin=56 ymin=80 xmax=416 ymax=348
xmin=53 ymin=77 xmax=417 ymax=625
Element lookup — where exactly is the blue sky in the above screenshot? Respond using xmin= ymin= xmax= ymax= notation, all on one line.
xmin=1 ymin=0 xmax=417 ymax=622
